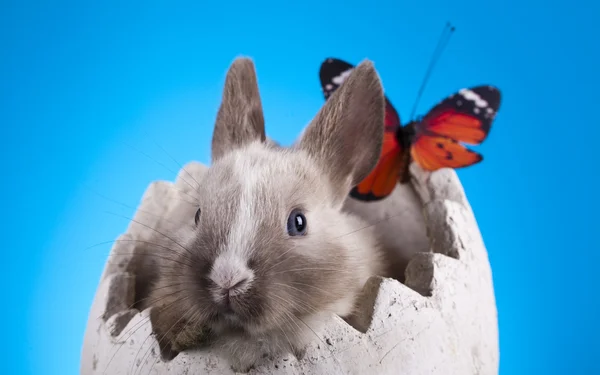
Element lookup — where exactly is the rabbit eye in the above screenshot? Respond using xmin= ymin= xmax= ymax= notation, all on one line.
xmin=287 ymin=210 xmax=307 ymax=236
xmin=194 ymin=208 xmax=201 ymax=225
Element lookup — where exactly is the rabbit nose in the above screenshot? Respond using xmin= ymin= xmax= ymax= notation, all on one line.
xmin=225 ymin=277 xmax=249 ymax=297
xmin=210 ymin=253 xmax=255 ymax=306
xmin=218 ymin=277 xmax=249 ymax=309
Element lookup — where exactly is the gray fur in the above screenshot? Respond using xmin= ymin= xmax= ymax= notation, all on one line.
xmin=211 ymin=57 xmax=266 ymax=162
xmin=148 ymin=57 xmax=388 ymax=372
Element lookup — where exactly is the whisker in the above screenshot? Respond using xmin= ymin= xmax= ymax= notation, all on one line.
xmin=296 ymin=315 xmax=336 ymax=359
xmin=131 ymin=296 xmax=195 ymax=375
xmin=103 ymin=211 xmax=197 ymax=261
xmin=84 ymin=182 xmax=198 ymax=214
xmin=101 ymin=314 xmax=151 ymax=375
xmin=265 ymin=243 xmax=299 ymax=273
xmin=268 ymin=294 xmax=299 ymax=352
xmin=102 ymin=290 xmax=185 ymax=366
xmin=334 ymin=211 xmax=407 ymax=240
xmin=290 ymin=281 xmax=338 ymax=298
xmin=108 ymin=248 xmax=193 ymax=268
xmin=145 ymin=131 xmax=202 ymax=190
xmin=145 ymin=307 xmax=202 ymax=374
xmin=272 ymin=283 xmax=327 ymax=309
xmin=271 ymin=268 xmax=341 ymax=276
xmin=122 ymin=139 xmax=199 ymax=194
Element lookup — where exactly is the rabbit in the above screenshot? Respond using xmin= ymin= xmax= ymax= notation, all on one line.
xmin=146 ymin=56 xmax=388 ymax=373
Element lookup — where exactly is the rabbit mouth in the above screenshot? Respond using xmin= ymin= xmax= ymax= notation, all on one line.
xmin=212 ymin=305 xmax=281 ymax=337
xmin=212 ymin=298 xmax=257 ymax=328
xmin=221 ymin=310 xmax=243 ymax=326
xmin=210 ymin=310 xmax=258 ymax=336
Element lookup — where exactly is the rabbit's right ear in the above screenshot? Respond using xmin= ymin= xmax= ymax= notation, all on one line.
xmin=298 ymin=60 xmax=385 ymax=204
xmin=211 ymin=57 xmax=266 ymax=162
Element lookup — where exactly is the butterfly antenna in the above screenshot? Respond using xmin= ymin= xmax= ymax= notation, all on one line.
xmin=409 ymin=22 xmax=456 ymax=121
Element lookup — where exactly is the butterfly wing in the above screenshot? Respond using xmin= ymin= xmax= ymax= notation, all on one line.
xmin=319 ymin=57 xmax=355 ymax=100
xmin=411 ymin=135 xmax=483 ymax=171
xmin=319 ymin=57 xmax=406 ymax=200
xmin=350 ymin=101 xmax=407 ymax=201
xmin=421 ymin=85 xmax=501 ymax=144
xmin=411 ymin=85 xmax=501 ymax=171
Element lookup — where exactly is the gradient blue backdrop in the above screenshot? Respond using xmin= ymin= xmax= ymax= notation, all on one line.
xmin=1 ymin=0 xmax=598 ymax=374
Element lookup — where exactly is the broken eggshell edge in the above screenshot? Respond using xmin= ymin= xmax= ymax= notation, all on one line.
xmin=79 ymin=161 xmax=499 ymax=375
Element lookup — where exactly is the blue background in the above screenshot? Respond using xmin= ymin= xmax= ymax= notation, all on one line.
xmin=1 ymin=0 xmax=598 ymax=374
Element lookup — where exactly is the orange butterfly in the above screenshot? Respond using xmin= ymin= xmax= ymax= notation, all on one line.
xmin=319 ymin=57 xmax=502 ymax=202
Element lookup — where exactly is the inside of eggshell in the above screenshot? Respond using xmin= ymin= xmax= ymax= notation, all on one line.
xmin=342 ymin=180 xmax=431 ymax=283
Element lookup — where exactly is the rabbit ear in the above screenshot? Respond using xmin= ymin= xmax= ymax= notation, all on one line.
xmin=298 ymin=59 xmax=385 ymax=201
xmin=212 ymin=57 xmax=266 ymax=162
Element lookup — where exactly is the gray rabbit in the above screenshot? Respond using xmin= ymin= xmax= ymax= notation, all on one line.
xmin=145 ymin=57 xmax=390 ymax=373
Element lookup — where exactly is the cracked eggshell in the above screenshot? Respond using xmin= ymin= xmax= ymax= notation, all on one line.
xmin=80 ymin=162 xmax=499 ymax=375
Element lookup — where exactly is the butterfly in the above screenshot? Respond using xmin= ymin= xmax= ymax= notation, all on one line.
xmin=319 ymin=57 xmax=502 ymax=202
